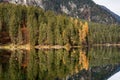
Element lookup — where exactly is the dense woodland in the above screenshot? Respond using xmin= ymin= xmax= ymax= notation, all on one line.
xmin=0 ymin=3 xmax=88 ymax=47
xmin=89 ymin=23 xmax=120 ymax=44
xmin=0 ymin=3 xmax=120 ymax=47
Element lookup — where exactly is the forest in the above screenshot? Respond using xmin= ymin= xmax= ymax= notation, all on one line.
xmin=0 ymin=3 xmax=120 ymax=49
xmin=89 ymin=23 xmax=120 ymax=44
xmin=0 ymin=3 xmax=88 ymax=49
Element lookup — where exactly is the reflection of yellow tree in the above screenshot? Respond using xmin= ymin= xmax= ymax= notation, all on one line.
xmin=74 ymin=49 xmax=89 ymax=73
xmin=79 ymin=50 xmax=89 ymax=70
xmin=75 ymin=50 xmax=89 ymax=73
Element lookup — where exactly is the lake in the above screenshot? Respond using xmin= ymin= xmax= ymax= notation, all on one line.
xmin=0 ymin=46 xmax=120 ymax=80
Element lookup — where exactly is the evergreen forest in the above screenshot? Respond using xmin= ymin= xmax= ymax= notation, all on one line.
xmin=0 ymin=3 xmax=88 ymax=49
xmin=0 ymin=3 xmax=120 ymax=49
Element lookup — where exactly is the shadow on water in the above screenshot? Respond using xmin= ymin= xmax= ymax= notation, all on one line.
xmin=0 ymin=46 xmax=120 ymax=80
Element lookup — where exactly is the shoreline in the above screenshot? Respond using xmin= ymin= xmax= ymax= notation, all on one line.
xmin=0 ymin=43 xmax=120 ymax=51
xmin=93 ymin=43 xmax=120 ymax=47
xmin=0 ymin=44 xmax=30 ymax=51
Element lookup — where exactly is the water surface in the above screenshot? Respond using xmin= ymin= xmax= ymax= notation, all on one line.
xmin=0 ymin=47 xmax=120 ymax=80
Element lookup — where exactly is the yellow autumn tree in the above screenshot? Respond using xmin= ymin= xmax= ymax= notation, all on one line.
xmin=79 ymin=22 xmax=88 ymax=44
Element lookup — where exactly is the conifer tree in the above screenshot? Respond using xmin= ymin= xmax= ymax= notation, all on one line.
xmin=0 ymin=20 xmax=1 ymax=31
xmin=38 ymin=23 xmax=47 ymax=45
xmin=27 ymin=7 xmax=39 ymax=45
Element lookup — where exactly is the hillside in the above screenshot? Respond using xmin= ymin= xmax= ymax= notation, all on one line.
xmin=100 ymin=5 xmax=120 ymax=23
xmin=39 ymin=0 xmax=120 ymax=24
xmin=1 ymin=0 xmax=120 ymax=24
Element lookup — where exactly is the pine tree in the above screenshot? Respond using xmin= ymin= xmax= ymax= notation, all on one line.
xmin=0 ymin=20 xmax=1 ymax=31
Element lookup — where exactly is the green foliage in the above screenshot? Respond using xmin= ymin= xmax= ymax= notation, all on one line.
xmin=0 ymin=3 xmax=87 ymax=46
xmin=88 ymin=46 xmax=120 ymax=67
xmin=0 ymin=3 xmax=11 ymax=32
xmin=89 ymin=22 xmax=120 ymax=44
xmin=0 ymin=49 xmax=85 ymax=80
xmin=1 ymin=3 xmax=120 ymax=46
xmin=6 ymin=50 xmax=26 ymax=80
xmin=0 ymin=19 xmax=1 ymax=31
xmin=9 ymin=8 xmax=19 ymax=44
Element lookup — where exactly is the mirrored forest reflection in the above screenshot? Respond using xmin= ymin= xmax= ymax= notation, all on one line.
xmin=0 ymin=3 xmax=120 ymax=80
xmin=0 ymin=46 xmax=120 ymax=80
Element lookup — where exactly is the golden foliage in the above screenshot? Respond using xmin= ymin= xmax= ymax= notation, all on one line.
xmin=79 ymin=21 xmax=83 ymax=27
xmin=70 ymin=17 xmax=74 ymax=22
xmin=62 ymin=30 xmax=66 ymax=38
xmin=79 ymin=22 xmax=88 ymax=44
xmin=74 ymin=19 xmax=78 ymax=27
xmin=79 ymin=50 xmax=89 ymax=70
xmin=74 ymin=49 xmax=89 ymax=73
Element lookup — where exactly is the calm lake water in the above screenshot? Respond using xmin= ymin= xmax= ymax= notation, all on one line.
xmin=0 ymin=47 xmax=120 ymax=80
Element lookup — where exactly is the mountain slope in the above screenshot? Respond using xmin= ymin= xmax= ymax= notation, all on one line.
xmin=39 ymin=0 xmax=119 ymax=24
xmin=1 ymin=0 xmax=120 ymax=24
xmin=100 ymin=5 xmax=120 ymax=23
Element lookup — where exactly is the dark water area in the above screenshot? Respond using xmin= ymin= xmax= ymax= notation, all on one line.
xmin=0 ymin=47 xmax=120 ymax=80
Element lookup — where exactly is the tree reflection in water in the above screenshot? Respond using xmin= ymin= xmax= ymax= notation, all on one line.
xmin=0 ymin=49 xmax=89 ymax=80
xmin=0 ymin=47 xmax=120 ymax=80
